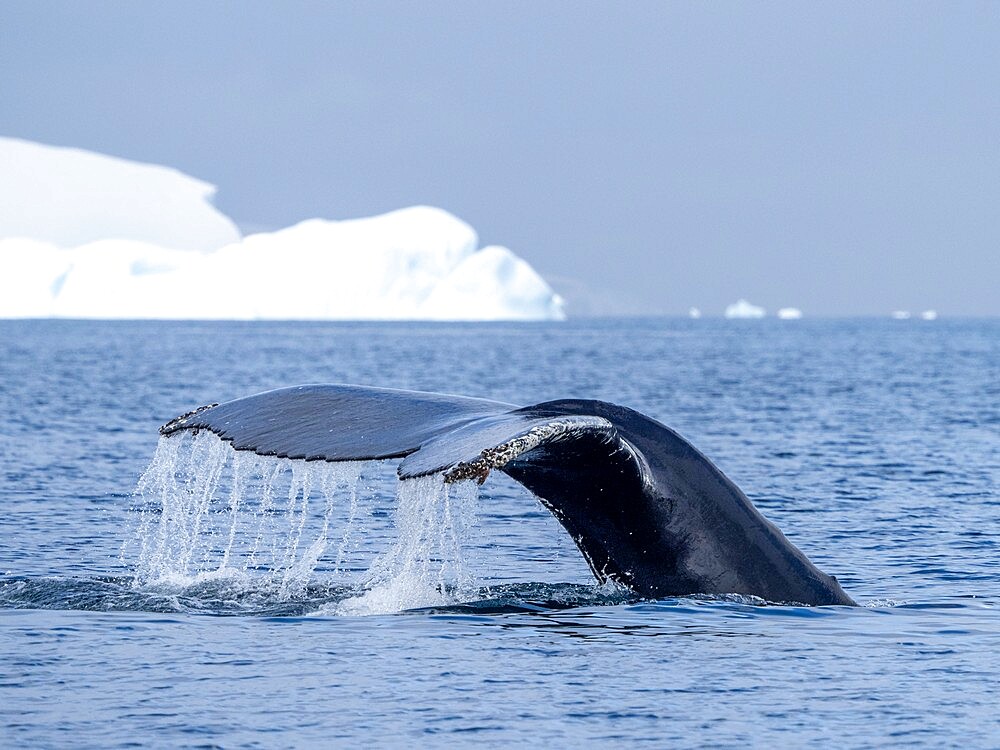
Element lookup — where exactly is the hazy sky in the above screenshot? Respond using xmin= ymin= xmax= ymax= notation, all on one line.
xmin=2 ymin=1 xmax=998 ymax=315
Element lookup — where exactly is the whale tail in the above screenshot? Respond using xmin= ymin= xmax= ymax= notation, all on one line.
xmin=160 ymin=384 xmax=855 ymax=606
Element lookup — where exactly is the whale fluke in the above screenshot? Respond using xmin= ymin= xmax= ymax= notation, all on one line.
xmin=160 ymin=384 xmax=855 ymax=606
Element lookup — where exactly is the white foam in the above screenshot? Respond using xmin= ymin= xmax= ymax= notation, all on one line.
xmin=724 ymin=299 xmax=766 ymax=319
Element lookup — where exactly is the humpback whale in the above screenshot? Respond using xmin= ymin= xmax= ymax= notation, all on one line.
xmin=160 ymin=384 xmax=856 ymax=606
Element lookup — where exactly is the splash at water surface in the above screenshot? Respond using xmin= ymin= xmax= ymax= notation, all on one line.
xmin=123 ymin=431 xmax=484 ymax=615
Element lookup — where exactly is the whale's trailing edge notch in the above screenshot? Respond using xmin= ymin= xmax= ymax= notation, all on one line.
xmin=160 ymin=384 xmax=856 ymax=606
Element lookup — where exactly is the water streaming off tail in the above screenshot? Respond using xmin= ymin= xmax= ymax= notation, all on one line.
xmin=124 ymin=431 xmax=482 ymax=613
xmin=334 ymin=476 xmax=480 ymax=615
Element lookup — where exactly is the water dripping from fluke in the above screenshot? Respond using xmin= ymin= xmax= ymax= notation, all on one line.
xmin=332 ymin=476 xmax=481 ymax=616
xmin=122 ymin=431 xmax=484 ymax=616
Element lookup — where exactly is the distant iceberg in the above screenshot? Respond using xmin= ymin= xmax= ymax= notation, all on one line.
xmin=920 ymin=310 xmax=938 ymax=320
xmin=891 ymin=310 xmax=911 ymax=320
xmin=688 ymin=307 xmax=702 ymax=319
xmin=777 ymin=307 xmax=803 ymax=319
xmin=724 ymin=299 xmax=766 ymax=319
xmin=0 ymin=138 xmax=564 ymax=321
xmin=0 ymin=136 xmax=240 ymax=251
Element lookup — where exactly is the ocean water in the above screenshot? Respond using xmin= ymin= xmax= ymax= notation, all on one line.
xmin=1 ymin=318 xmax=998 ymax=747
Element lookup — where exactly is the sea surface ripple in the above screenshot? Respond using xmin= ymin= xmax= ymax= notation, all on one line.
xmin=1 ymin=318 xmax=998 ymax=747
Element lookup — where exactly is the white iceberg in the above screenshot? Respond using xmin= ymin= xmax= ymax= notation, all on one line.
xmin=891 ymin=310 xmax=911 ymax=320
xmin=920 ymin=310 xmax=938 ymax=320
xmin=0 ymin=136 xmax=240 ymax=251
xmin=724 ymin=299 xmax=766 ymax=319
xmin=777 ymin=307 xmax=803 ymax=319
xmin=688 ymin=307 xmax=702 ymax=319
xmin=0 ymin=139 xmax=564 ymax=321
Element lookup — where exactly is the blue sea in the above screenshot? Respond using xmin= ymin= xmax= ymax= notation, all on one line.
xmin=1 ymin=318 xmax=998 ymax=747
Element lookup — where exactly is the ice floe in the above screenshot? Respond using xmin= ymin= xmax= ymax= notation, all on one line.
xmin=724 ymin=299 xmax=766 ymax=319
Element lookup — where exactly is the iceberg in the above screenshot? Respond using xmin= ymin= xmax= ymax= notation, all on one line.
xmin=0 ymin=136 xmax=240 ymax=251
xmin=688 ymin=307 xmax=702 ymax=319
xmin=891 ymin=310 xmax=911 ymax=320
xmin=777 ymin=307 xmax=803 ymax=319
xmin=724 ymin=299 xmax=766 ymax=319
xmin=920 ymin=310 xmax=938 ymax=321
xmin=0 ymin=139 xmax=564 ymax=321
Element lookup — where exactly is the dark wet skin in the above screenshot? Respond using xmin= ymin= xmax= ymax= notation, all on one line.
xmin=162 ymin=384 xmax=856 ymax=606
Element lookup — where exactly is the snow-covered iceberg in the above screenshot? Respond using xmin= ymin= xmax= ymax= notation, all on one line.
xmin=0 ymin=136 xmax=240 ymax=251
xmin=0 ymin=138 xmax=564 ymax=321
xmin=724 ymin=299 xmax=766 ymax=319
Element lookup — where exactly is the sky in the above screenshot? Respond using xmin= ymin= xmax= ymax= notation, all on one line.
xmin=1 ymin=1 xmax=998 ymax=316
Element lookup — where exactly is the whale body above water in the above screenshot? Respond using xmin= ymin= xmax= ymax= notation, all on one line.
xmin=160 ymin=384 xmax=856 ymax=606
